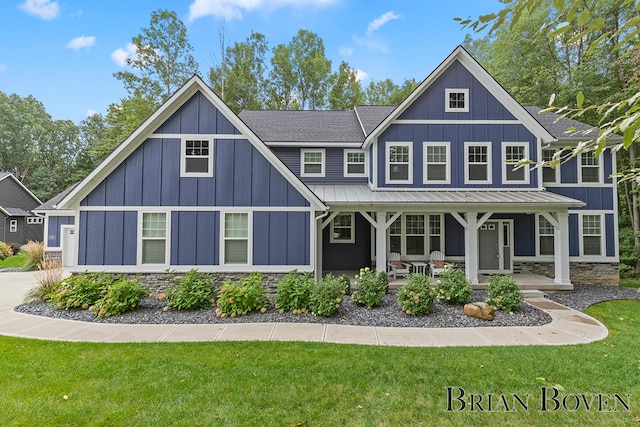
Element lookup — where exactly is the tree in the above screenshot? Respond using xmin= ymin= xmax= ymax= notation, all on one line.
xmin=114 ymin=9 xmax=199 ymax=106
xmin=290 ymin=29 xmax=332 ymax=110
xmin=328 ymin=61 xmax=364 ymax=110
xmin=209 ymin=31 xmax=268 ymax=113
xmin=267 ymin=43 xmax=297 ymax=109
xmin=364 ymin=79 xmax=398 ymax=105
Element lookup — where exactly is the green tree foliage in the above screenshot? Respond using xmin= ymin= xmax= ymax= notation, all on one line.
xmin=364 ymin=78 xmax=419 ymax=105
xmin=113 ymin=9 xmax=199 ymax=106
xmin=267 ymin=43 xmax=297 ymax=109
xmin=288 ymin=29 xmax=332 ymax=110
xmin=209 ymin=31 xmax=268 ymax=114
xmin=329 ymin=61 xmax=364 ymax=110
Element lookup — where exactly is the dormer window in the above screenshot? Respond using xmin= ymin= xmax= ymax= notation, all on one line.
xmin=445 ymin=89 xmax=469 ymax=112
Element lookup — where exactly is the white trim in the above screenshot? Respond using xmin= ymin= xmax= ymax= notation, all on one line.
xmin=150 ymin=133 xmax=243 ymax=139
xmin=546 ymin=183 xmax=614 ymax=188
xmin=221 ymin=211 xmax=252 ymax=266
xmin=502 ymin=142 xmax=530 ymax=184
xmin=385 ymin=141 xmax=413 ymax=185
xmin=478 ymin=219 xmax=514 ymax=274
xmin=578 ymin=212 xmax=605 ymax=257
xmin=445 ymin=88 xmax=470 ymax=113
xmin=578 ymin=151 xmax=602 ymax=184
xmin=77 ymin=206 xmax=314 ymax=212
xmin=423 ymin=142 xmax=451 ymax=184
xmin=372 ymin=142 xmax=378 ymax=188
xmin=180 ymin=137 xmax=214 ymax=178
xmin=268 ymin=141 xmax=363 ymax=148
xmin=612 ymin=150 xmax=620 ymax=260
xmin=387 ymin=213 xmax=438 ymax=259
xmin=137 ymin=211 xmax=170 ymax=267
xmin=343 ymin=149 xmax=368 ymax=177
xmin=330 ymin=212 xmax=355 ymax=244
xmin=535 ymin=214 xmax=555 ymax=257
xmin=541 ymin=147 xmax=560 ymax=185
xmin=60 ymin=224 xmax=76 ymax=268
xmin=26 ymin=217 xmax=44 ymax=224
xmin=9 ymin=219 xmax=17 ymax=233
xmin=300 ymin=148 xmax=326 ymax=178
xmin=394 ymin=119 xmax=521 ymax=125
xmin=464 ymin=142 xmax=492 ymax=184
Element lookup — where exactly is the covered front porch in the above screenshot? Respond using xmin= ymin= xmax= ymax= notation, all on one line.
xmin=312 ymin=185 xmax=585 ymax=291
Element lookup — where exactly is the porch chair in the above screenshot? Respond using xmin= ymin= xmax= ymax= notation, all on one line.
xmin=429 ymin=251 xmax=447 ymax=278
xmin=387 ymin=252 xmax=411 ymax=279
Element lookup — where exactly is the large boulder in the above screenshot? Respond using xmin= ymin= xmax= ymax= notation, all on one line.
xmin=464 ymin=302 xmax=495 ymax=321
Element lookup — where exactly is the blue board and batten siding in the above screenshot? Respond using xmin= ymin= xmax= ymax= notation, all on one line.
xmin=76 ymin=90 xmax=313 ymax=270
xmin=46 ymin=216 xmax=74 ymax=248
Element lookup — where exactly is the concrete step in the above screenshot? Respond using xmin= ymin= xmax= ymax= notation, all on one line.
xmin=521 ymin=289 xmax=547 ymax=299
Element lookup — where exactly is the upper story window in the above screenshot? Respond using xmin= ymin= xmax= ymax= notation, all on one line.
xmin=301 ymin=149 xmax=325 ymax=177
xmin=181 ymin=138 xmax=213 ymax=177
xmin=580 ymin=151 xmax=601 ymax=183
xmin=386 ymin=142 xmax=412 ymax=184
xmin=423 ymin=142 xmax=450 ymax=184
xmin=445 ymin=89 xmax=469 ymax=113
xmin=330 ymin=213 xmax=355 ymax=243
xmin=542 ymin=148 xmax=558 ymax=184
xmin=344 ymin=150 xmax=367 ymax=177
xmin=503 ymin=142 xmax=529 ymax=184
xmin=465 ymin=142 xmax=492 ymax=184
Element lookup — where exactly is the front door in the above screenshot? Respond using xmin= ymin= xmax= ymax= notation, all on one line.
xmin=479 ymin=220 xmax=513 ymax=273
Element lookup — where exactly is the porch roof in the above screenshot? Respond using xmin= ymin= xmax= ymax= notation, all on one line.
xmin=309 ymin=185 xmax=585 ymax=210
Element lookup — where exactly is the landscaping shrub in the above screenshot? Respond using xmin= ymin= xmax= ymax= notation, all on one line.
xmin=22 ymin=240 xmax=44 ymax=271
xmin=93 ymin=278 xmax=150 ymax=317
xmin=486 ymin=275 xmax=522 ymax=313
xmin=164 ymin=269 xmax=216 ymax=310
xmin=47 ymin=272 xmax=107 ymax=309
xmin=435 ymin=266 xmax=472 ymax=304
xmin=397 ymin=273 xmax=437 ymax=315
xmin=24 ymin=259 xmax=63 ymax=303
xmin=0 ymin=241 xmax=12 ymax=260
xmin=216 ymin=272 xmax=268 ymax=317
xmin=7 ymin=242 xmax=21 ymax=256
xmin=309 ymin=273 xmax=348 ymax=316
xmin=337 ymin=274 xmax=351 ymax=295
xmin=351 ymin=267 xmax=388 ymax=309
xmin=274 ymin=270 xmax=314 ymax=314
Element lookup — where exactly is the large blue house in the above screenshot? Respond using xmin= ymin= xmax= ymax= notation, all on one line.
xmin=39 ymin=46 xmax=619 ymax=289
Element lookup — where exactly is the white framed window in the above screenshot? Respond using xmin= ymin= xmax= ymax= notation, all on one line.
xmin=581 ymin=214 xmax=603 ymax=256
xmin=428 ymin=214 xmax=443 ymax=252
xmin=502 ymin=142 xmax=529 ymax=184
xmin=580 ymin=151 xmax=601 ymax=183
xmin=423 ymin=142 xmax=450 ymax=184
xmin=223 ymin=212 xmax=250 ymax=264
xmin=344 ymin=150 xmax=367 ymax=177
xmin=465 ymin=142 xmax=492 ymax=184
xmin=301 ymin=149 xmax=325 ymax=177
xmin=537 ymin=215 xmax=555 ymax=256
xmin=445 ymin=88 xmax=469 ymax=113
xmin=388 ymin=213 xmax=440 ymax=257
xmin=9 ymin=220 xmax=17 ymax=233
xmin=386 ymin=142 xmax=412 ymax=184
xmin=26 ymin=217 xmax=44 ymax=225
xmin=140 ymin=212 xmax=168 ymax=265
xmin=181 ymin=138 xmax=214 ymax=177
xmin=330 ymin=213 xmax=355 ymax=243
xmin=542 ymin=148 xmax=559 ymax=184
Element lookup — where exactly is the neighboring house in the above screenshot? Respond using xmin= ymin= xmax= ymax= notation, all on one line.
xmin=34 ymin=184 xmax=78 ymax=267
xmin=0 ymin=172 xmax=44 ymax=246
xmin=39 ymin=46 xmax=618 ymax=288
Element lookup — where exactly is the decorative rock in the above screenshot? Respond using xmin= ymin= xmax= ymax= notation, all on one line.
xmin=464 ymin=302 xmax=495 ymax=321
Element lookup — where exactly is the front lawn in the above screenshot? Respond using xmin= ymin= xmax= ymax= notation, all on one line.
xmin=0 ymin=252 xmax=27 ymax=269
xmin=0 ymin=300 xmax=638 ymax=425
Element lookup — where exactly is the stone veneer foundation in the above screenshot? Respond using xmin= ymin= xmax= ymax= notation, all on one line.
xmin=513 ymin=262 xmax=619 ymax=286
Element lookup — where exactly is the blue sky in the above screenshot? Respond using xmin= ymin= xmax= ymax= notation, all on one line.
xmin=1 ymin=0 xmax=500 ymax=123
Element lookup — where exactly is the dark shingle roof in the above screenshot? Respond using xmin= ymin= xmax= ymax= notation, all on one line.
xmin=1 ymin=207 xmax=29 ymax=216
xmin=524 ymin=106 xmax=603 ymax=140
xmin=354 ymin=105 xmax=397 ymax=136
xmin=35 ymin=183 xmax=79 ymax=211
xmin=240 ymin=110 xmax=366 ymax=143
xmin=0 ymin=171 xmax=11 ymax=181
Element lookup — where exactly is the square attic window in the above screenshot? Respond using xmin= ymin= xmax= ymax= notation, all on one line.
xmin=445 ymin=89 xmax=469 ymax=113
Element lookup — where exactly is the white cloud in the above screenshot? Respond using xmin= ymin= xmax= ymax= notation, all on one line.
xmin=66 ymin=35 xmax=96 ymax=50
xmin=339 ymin=46 xmax=354 ymax=57
xmin=354 ymin=69 xmax=368 ymax=82
xmin=366 ymin=11 xmax=400 ymax=35
xmin=111 ymin=43 xmax=137 ymax=67
xmin=86 ymin=109 xmax=99 ymax=117
xmin=18 ymin=0 xmax=60 ymax=20
xmin=188 ymin=0 xmax=337 ymax=21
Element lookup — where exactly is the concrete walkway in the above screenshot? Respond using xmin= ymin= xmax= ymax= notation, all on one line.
xmin=0 ymin=271 xmax=608 ymax=347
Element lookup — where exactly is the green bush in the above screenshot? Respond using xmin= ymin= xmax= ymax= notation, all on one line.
xmin=93 ymin=278 xmax=150 ymax=317
xmin=164 ymin=269 xmax=216 ymax=310
xmin=47 ymin=272 xmax=109 ymax=309
xmin=216 ymin=272 xmax=269 ymax=317
xmin=309 ymin=273 xmax=348 ymax=316
xmin=337 ymin=274 xmax=352 ymax=295
xmin=435 ymin=266 xmax=472 ymax=304
xmin=274 ymin=270 xmax=313 ymax=314
xmin=351 ymin=267 xmax=388 ymax=309
xmin=0 ymin=241 xmax=12 ymax=260
xmin=397 ymin=274 xmax=437 ymax=315
xmin=486 ymin=275 xmax=522 ymax=313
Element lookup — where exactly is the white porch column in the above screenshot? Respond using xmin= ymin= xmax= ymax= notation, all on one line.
xmin=554 ymin=211 xmax=571 ymax=285
xmin=464 ymin=212 xmax=479 ymax=285
xmin=315 ymin=215 xmax=323 ymax=281
xmin=375 ymin=211 xmax=387 ymax=274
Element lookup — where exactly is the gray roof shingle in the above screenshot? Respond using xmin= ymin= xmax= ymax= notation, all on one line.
xmin=35 ymin=183 xmax=79 ymax=211
xmin=524 ymin=106 xmax=604 ymax=140
xmin=354 ymin=105 xmax=396 ymax=136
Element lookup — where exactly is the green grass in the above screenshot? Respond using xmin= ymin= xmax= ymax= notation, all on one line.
xmin=0 ymin=252 xmax=27 ymax=269
xmin=619 ymin=277 xmax=640 ymax=288
xmin=0 ymin=300 xmax=639 ymax=425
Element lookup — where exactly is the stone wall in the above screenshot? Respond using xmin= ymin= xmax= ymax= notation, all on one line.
xmin=514 ymin=261 xmax=619 ymax=286
xmin=44 ymin=250 xmax=62 ymax=262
